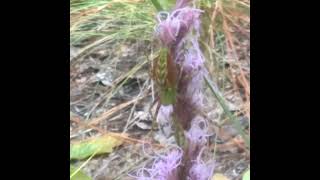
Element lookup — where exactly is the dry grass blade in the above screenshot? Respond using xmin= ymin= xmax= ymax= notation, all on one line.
xmin=89 ymin=96 xmax=145 ymax=126
xmin=70 ymin=35 xmax=115 ymax=65
xmin=85 ymin=59 xmax=149 ymax=119
xmin=70 ymin=0 xmax=155 ymax=48
xmin=71 ymin=116 xmax=165 ymax=148
xmin=209 ymin=0 xmax=221 ymax=48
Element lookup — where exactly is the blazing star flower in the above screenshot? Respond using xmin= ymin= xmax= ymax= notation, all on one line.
xmin=132 ymin=1 xmax=215 ymax=180
xmin=151 ymin=149 xmax=183 ymax=180
xmin=188 ymin=146 xmax=215 ymax=180
xmin=156 ymin=11 xmax=181 ymax=46
xmin=182 ymin=38 xmax=206 ymax=98
xmin=153 ymin=0 xmax=205 ymax=132
xmin=155 ymin=7 xmax=203 ymax=47
xmin=185 ymin=117 xmax=209 ymax=160
xmin=173 ymin=41 xmax=206 ymax=130
xmin=188 ymin=159 xmax=215 ymax=180
xmin=171 ymin=7 xmax=202 ymax=32
xmin=132 ymin=148 xmax=183 ymax=180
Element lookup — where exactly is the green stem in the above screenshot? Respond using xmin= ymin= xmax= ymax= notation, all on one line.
xmin=172 ymin=114 xmax=186 ymax=148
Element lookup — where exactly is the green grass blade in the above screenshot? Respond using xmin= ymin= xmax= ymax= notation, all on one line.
xmin=70 ymin=151 xmax=97 ymax=179
xmin=70 ymin=165 xmax=92 ymax=180
xmin=150 ymin=0 xmax=164 ymax=11
xmin=204 ymin=76 xmax=250 ymax=148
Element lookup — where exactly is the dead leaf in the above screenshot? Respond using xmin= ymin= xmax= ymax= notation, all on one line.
xmin=212 ymin=173 xmax=230 ymax=180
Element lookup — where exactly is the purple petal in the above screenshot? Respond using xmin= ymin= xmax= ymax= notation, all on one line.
xmin=184 ymin=117 xmax=210 ymax=159
xmin=132 ymin=149 xmax=183 ymax=180
xmin=157 ymin=105 xmax=173 ymax=125
xmin=155 ymin=7 xmax=203 ymax=46
xmin=188 ymin=160 xmax=215 ymax=180
xmin=188 ymin=146 xmax=215 ymax=180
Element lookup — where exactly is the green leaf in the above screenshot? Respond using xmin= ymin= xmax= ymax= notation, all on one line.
xmin=70 ymin=134 xmax=123 ymax=160
xmin=204 ymin=76 xmax=250 ymax=148
xmin=150 ymin=0 xmax=164 ymax=11
xmin=242 ymin=169 xmax=250 ymax=180
xmin=160 ymin=0 xmax=176 ymax=10
xmin=150 ymin=0 xmax=176 ymax=11
xmin=70 ymin=165 xmax=92 ymax=180
xmin=160 ymin=87 xmax=176 ymax=105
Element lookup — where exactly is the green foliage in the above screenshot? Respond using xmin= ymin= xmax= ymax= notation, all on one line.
xmin=160 ymin=87 xmax=176 ymax=105
xmin=70 ymin=134 xmax=123 ymax=160
xmin=70 ymin=165 xmax=92 ymax=180
xmin=70 ymin=0 xmax=155 ymax=46
xmin=150 ymin=0 xmax=176 ymax=11
xmin=204 ymin=76 xmax=250 ymax=148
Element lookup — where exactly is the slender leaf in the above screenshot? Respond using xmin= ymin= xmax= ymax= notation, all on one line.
xmin=70 ymin=165 xmax=92 ymax=180
xmin=70 ymin=134 xmax=123 ymax=160
xmin=150 ymin=0 xmax=176 ymax=11
xmin=150 ymin=0 xmax=163 ymax=11
xmin=204 ymin=76 xmax=250 ymax=148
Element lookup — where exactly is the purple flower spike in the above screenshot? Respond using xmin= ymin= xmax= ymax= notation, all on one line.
xmin=156 ymin=12 xmax=181 ymax=46
xmin=173 ymin=43 xmax=206 ymax=130
xmin=185 ymin=117 xmax=209 ymax=159
xmin=187 ymin=146 xmax=215 ymax=180
xmin=186 ymin=117 xmax=208 ymax=145
xmin=172 ymin=7 xmax=202 ymax=30
xmin=182 ymin=44 xmax=204 ymax=72
xmin=132 ymin=148 xmax=183 ymax=180
xmin=188 ymin=160 xmax=215 ymax=180
xmin=155 ymin=7 xmax=203 ymax=47
xmin=152 ymin=149 xmax=183 ymax=180
xmin=141 ymin=1 xmax=215 ymax=180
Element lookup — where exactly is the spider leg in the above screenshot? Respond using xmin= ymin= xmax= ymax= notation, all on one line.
xmin=148 ymin=96 xmax=161 ymax=134
xmin=152 ymin=101 xmax=161 ymax=131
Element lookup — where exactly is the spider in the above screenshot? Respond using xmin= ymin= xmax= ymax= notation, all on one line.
xmin=148 ymin=47 xmax=178 ymax=134
xmin=147 ymin=47 xmax=205 ymax=146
